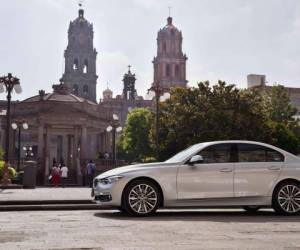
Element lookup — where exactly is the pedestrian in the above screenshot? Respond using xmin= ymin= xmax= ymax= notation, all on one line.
xmin=60 ymin=164 xmax=68 ymax=188
xmin=51 ymin=164 xmax=61 ymax=187
xmin=104 ymin=151 xmax=109 ymax=159
xmin=86 ymin=160 xmax=96 ymax=188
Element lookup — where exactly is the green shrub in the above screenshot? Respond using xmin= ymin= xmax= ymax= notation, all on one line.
xmin=0 ymin=161 xmax=17 ymax=180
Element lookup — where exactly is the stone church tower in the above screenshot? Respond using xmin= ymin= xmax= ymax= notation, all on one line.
xmin=152 ymin=16 xmax=187 ymax=91
xmin=122 ymin=66 xmax=137 ymax=100
xmin=61 ymin=8 xmax=98 ymax=103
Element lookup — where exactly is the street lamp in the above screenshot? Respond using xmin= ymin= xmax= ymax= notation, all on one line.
xmin=0 ymin=73 xmax=22 ymax=185
xmin=106 ymin=114 xmax=122 ymax=164
xmin=23 ymin=146 xmax=34 ymax=159
xmin=12 ymin=121 xmax=29 ymax=171
xmin=148 ymin=83 xmax=170 ymax=161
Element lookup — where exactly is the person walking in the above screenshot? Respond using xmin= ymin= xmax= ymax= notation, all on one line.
xmin=86 ymin=160 xmax=96 ymax=188
xmin=51 ymin=164 xmax=61 ymax=187
xmin=60 ymin=164 xmax=68 ymax=188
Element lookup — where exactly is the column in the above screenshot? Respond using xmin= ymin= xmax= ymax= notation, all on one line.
xmin=37 ymin=124 xmax=44 ymax=159
xmin=44 ymin=126 xmax=51 ymax=184
xmin=80 ymin=125 xmax=87 ymax=160
xmin=74 ymin=126 xmax=82 ymax=185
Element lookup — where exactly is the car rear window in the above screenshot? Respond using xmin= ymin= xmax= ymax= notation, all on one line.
xmin=237 ymin=143 xmax=284 ymax=162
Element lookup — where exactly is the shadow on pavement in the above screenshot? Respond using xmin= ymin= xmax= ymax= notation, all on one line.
xmin=94 ymin=209 xmax=300 ymax=223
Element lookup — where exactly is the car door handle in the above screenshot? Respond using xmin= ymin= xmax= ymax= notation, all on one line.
xmin=268 ymin=166 xmax=281 ymax=171
xmin=220 ymin=168 xmax=233 ymax=173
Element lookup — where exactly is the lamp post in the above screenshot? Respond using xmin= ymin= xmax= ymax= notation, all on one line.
xmin=12 ymin=121 xmax=29 ymax=171
xmin=23 ymin=146 xmax=34 ymax=160
xmin=148 ymin=83 xmax=170 ymax=161
xmin=0 ymin=73 xmax=22 ymax=185
xmin=106 ymin=114 xmax=122 ymax=164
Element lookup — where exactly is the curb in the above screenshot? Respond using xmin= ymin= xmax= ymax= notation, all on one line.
xmin=0 ymin=203 xmax=109 ymax=211
xmin=0 ymin=200 xmax=93 ymax=206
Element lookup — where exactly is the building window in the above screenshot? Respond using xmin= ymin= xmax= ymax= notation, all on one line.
xmin=73 ymin=84 xmax=79 ymax=95
xmin=175 ymin=65 xmax=180 ymax=77
xmin=83 ymin=60 xmax=88 ymax=74
xmin=163 ymin=42 xmax=166 ymax=52
xmin=83 ymin=85 xmax=88 ymax=95
xmin=73 ymin=58 xmax=79 ymax=71
xmin=166 ymin=64 xmax=170 ymax=77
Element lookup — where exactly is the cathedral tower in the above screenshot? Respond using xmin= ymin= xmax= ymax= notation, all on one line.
xmin=122 ymin=66 xmax=137 ymax=100
xmin=61 ymin=7 xmax=98 ymax=102
xmin=152 ymin=16 xmax=187 ymax=91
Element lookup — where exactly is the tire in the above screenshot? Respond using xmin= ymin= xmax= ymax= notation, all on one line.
xmin=122 ymin=179 xmax=161 ymax=216
xmin=243 ymin=206 xmax=260 ymax=213
xmin=272 ymin=181 xmax=300 ymax=216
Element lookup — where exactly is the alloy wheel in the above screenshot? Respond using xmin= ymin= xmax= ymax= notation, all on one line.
xmin=128 ymin=184 xmax=158 ymax=214
xmin=277 ymin=184 xmax=300 ymax=214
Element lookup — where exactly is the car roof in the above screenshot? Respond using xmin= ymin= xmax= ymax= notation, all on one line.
xmin=194 ymin=140 xmax=297 ymax=159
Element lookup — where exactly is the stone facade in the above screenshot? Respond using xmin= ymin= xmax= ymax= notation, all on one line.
xmin=0 ymin=83 xmax=114 ymax=185
xmin=152 ymin=16 xmax=188 ymax=92
xmin=61 ymin=8 xmax=98 ymax=103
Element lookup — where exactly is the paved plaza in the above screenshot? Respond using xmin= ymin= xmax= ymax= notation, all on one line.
xmin=0 ymin=209 xmax=300 ymax=250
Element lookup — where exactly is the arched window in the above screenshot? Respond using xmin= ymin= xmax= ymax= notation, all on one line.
xmin=83 ymin=85 xmax=88 ymax=95
xmin=73 ymin=84 xmax=79 ymax=95
xmin=163 ymin=42 xmax=167 ymax=52
xmin=83 ymin=60 xmax=88 ymax=74
xmin=175 ymin=65 xmax=180 ymax=77
xmin=73 ymin=58 xmax=79 ymax=71
xmin=166 ymin=64 xmax=170 ymax=77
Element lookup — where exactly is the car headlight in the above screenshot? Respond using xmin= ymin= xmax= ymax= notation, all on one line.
xmin=97 ymin=175 xmax=124 ymax=185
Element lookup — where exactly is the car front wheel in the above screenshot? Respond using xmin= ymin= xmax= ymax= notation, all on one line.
xmin=123 ymin=179 xmax=161 ymax=216
xmin=273 ymin=181 xmax=300 ymax=216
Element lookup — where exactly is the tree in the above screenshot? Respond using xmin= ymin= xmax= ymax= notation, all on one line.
xmin=265 ymin=85 xmax=297 ymax=123
xmin=118 ymin=108 xmax=154 ymax=162
xmin=155 ymin=81 xmax=281 ymax=160
xmin=263 ymin=85 xmax=299 ymax=153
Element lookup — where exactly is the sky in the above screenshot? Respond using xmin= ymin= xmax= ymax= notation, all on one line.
xmin=0 ymin=0 xmax=299 ymax=101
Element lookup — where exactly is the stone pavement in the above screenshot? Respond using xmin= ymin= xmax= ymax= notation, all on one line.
xmin=0 ymin=209 xmax=300 ymax=250
xmin=0 ymin=187 xmax=92 ymax=203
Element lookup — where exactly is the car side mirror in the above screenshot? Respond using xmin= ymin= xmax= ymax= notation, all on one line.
xmin=188 ymin=155 xmax=204 ymax=165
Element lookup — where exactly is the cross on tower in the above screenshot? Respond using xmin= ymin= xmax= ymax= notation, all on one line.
xmin=168 ymin=6 xmax=172 ymax=17
xmin=128 ymin=65 xmax=131 ymax=72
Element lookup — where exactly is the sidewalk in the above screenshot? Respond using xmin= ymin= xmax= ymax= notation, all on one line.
xmin=0 ymin=187 xmax=92 ymax=203
xmin=0 ymin=187 xmax=101 ymax=211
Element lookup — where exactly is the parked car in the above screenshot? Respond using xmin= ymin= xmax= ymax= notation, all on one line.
xmin=92 ymin=141 xmax=300 ymax=216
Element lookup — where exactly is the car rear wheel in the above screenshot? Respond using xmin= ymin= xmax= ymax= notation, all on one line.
xmin=243 ymin=206 xmax=260 ymax=213
xmin=273 ymin=181 xmax=300 ymax=216
xmin=123 ymin=179 xmax=161 ymax=216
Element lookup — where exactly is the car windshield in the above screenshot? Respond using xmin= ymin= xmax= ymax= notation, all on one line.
xmin=165 ymin=143 xmax=203 ymax=163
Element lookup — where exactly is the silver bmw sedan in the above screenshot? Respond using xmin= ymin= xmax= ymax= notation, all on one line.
xmin=92 ymin=140 xmax=300 ymax=216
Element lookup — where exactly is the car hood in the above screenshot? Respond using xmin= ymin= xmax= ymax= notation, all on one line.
xmin=96 ymin=162 xmax=175 ymax=179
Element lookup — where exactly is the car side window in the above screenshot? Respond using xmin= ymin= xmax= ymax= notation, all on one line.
xmin=198 ymin=144 xmax=232 ymax=163
xmin=266 ymin=149 xmax=284 ymax=162
xmin=237 ymin=143 xmax=284 ymax=162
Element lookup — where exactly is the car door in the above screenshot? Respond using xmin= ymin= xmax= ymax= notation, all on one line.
xmin=234 ymin=143 xmax=284 ymax=197
xmin=177 ymin=143 xmax=234 ymax=200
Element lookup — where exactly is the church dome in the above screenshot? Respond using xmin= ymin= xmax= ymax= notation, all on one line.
xmin=103 ymin=88 xmax=113 ymax=94
xmin=22 ymin=83 xmax=96 ymax=105
xmin=103 ymin=87 xmax=113 ymax=100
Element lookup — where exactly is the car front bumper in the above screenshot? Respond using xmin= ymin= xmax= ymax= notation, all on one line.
xmin=91 ymin=180 xmax=126 ymax=207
